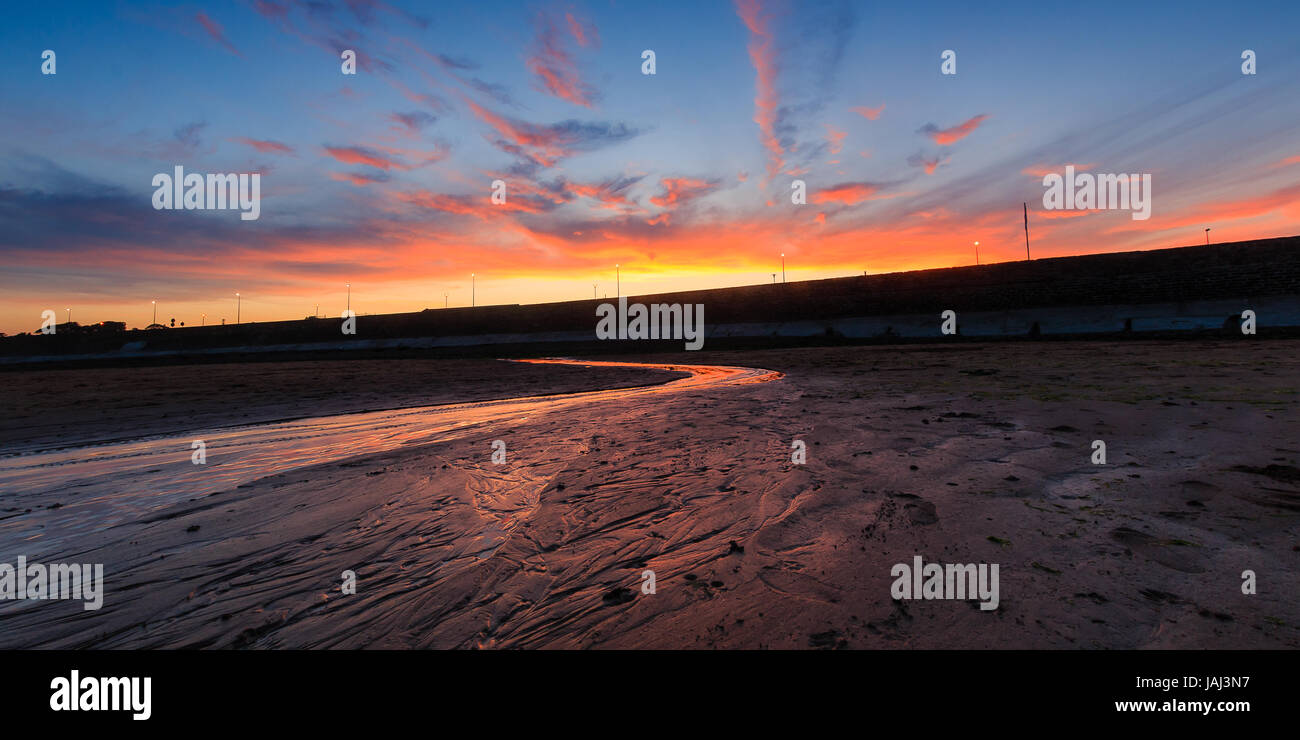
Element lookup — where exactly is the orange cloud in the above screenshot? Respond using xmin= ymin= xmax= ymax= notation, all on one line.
xmin=812 ymin=182 xmax=880 ymax=205
xmin=650 ymin=177 xmax=720 ymax=209
xmin=919 ymin=114 xmax=989 ymax=146
xmin=323 ymin=145 xmax=401 ymax=170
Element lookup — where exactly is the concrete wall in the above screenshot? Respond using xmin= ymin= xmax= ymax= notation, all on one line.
xmin=4 ymin=235 xmax=1298 ymax=362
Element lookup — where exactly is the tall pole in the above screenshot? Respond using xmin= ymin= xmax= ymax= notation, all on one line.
xmin=781 ymin=253 xmax=785 ymax=283
xmin=974 ymin=241 xmax=980 ymax=266
xmin=346 ymin=283 xmax=350 ymax=312
xmin=66 ymin=308 xmax=71 ymax=324
xmin=472 ymin=274 xmax=475 ymax=306
xmin=152 ymin=301 xmax=157 ymax=325
xmin=202 ymin=313 xmax=206 ymax=326
xmin=236 ymin=293 xmax=240 ymax=323
xmin=1023 ymin=202 xmax=1031 ymax=260
xmin=593 ymin=283 xmax=597 ymax=299
xmin=444 ymin=293 xmax=448 ymax=309
xmin=1205 ymin=228 xmax=1211 ymax=245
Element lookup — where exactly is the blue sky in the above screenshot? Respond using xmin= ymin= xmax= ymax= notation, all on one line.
xmin=1 ymin=0 xmax=1298 ymax=332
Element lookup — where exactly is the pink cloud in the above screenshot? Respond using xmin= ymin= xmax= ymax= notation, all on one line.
xmin=824 ymin=124 xmax=847 ymax=155
xmin=851 ymin=104 xmax=885 ymax=121
xmin=232 ymin=137 xmax=295 ymax=155
xmin=196 ymin=12 xmax=241 ymax=57
xmin=735 ymin=0 xmax=784 ymax=183
xmin=526 ymin=11 xmax=598 ymax=107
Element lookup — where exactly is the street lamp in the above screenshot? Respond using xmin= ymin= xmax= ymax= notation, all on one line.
xmin=66 ymin=308 xmax=71 ymax=324
xmin=974 ymin=241 xmax=980 ymax=266
xmin=471 ymin=274 xmax=475 ymax=307
xmin=201 ymin=313 xmax=206 ymax=326
xmin=443 ymin=292 xmax=448 ymax=309
xmin=1205 ymin=228 xmax=1211 ymax=245
xmin=346 ymin=283 xmax=351 ymax=312
xmin=781 ymin=253 xmax=785 ymax=283
xmin=235 ymin=293 xmax=240 ymax=324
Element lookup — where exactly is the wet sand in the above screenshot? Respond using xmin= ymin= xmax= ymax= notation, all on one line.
xmin=1 ymin=341 xmax=1297 ymax=648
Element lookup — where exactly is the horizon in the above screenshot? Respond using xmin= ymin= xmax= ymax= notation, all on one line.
xmin=3 ymin=0 xmax=1299 ymax=334
xmin=7 ymin=232 xmax=1295 ymax=335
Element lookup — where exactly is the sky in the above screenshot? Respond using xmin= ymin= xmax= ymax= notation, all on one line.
xmin=1 ymin=0 xmax=1299 ymax=333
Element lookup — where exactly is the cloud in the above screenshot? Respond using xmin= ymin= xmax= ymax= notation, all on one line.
xmin=398 ymin=189 xmax=551 ymax=219
xmin=323 ymin=143 xmax=448 ymax=171
xmin=735 ymin=0 xmax=784 ymax=183
xmin=323 ymin=145 xmax=402 ymax=170
xmin=824 ymin=124 xmax=847 ymax=155
xmin=389 ymin=111 xmax=437 ymax=134
xmin=907 ymin=151 xmax=951 ymax=175
xmin=649 ymin=177 xmax=721 ymax=209
xmin=811 ymin=182 xmax=883 ymax=205
xmin=561 ymin=175 xmax=645 ymax=212
xmin=232 ymin=137 xmax=296 ymax=155
xmin=565 ymin=12 xmax=598 ymax=47
xmin=851 ymin=104 xmax=884 ymax=120
xmin=526 ymin=10 xmax=600 ymax=107
xmin=917 ymin=114 xmax=989 ymax=146
xmin=196 ymin=12 xmax=241 ymax=56
xmin=461 ymin=97 xmax=640 ymax=168
xmin=1021 ymin=162 xmax=1095 ymax=177
xmin=331 ymin=171 xmax=391 ymax=186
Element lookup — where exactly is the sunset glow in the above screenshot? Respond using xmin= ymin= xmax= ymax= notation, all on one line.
xmin=2 ymin=0 xmax=1298 ymax=333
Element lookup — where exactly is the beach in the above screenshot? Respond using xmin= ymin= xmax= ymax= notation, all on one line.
xmin=0 ymin=340 xmax=1296 ymax=648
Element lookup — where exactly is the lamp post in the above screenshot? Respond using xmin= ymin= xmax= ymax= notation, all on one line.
xmin=235 ymin=293 xmax=240 ymax=324
xmin=66 ymin=308 xmax=71 ymax=324
xmin=1205 ymin=228 xmax=1211 ymax=245
xmin=772 ymin=273 xmax=776 ymax=284
xmin=974 ymin=241 xmax=980 ymax=266
xmin=346 ymin=283 xmax=350 ymax=312
xmin=471 ymin=274 xmax=475 ymax=307
xmin=201 ymin=313 xmax=206 ymax=326
xmin=151 ymin=300 xmax=157 ymax=325
xmin=444 ymin=292 xmax=448 ymax=309
xmin=781 ymin=253 xmax=786 ymax=283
